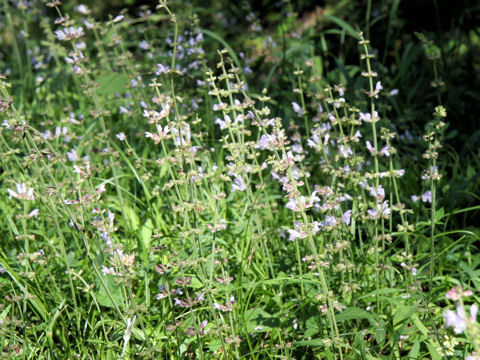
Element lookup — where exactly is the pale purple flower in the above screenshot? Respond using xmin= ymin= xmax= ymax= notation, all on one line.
xmin=156 ymin=63 xmax=170 ymax=75
xmin=101 ymin=265 xmax=116 ymax=276
xmin=112 ymin=15 xmax=124 ymax=23
xmin=28 ymin=209 xmax=40 ymax=218
xmin=342 ymin=210 xmax=352 ymax=226
xmin=444 ymin=303 xmax=468 ymax=334
xmin=421 ymin=190 xmax=432 ymax=203
xmin=55 ymin=27 xmax=84 ymax=41
xmin=67 ymin=149 xmax=78 ymax=162
xmin=366 ymin=140 xmax=375 ymax=155
xmin=75 ymin=4 xmax=90 ymax=14
xmin=8 ymin=183 xmax=34 ymax=200
xmin=116 ymin=132 xmax=126 ymax=141
xmin=231 ymin=176 xmax=246 ymax=192
xmin=215 ymin=115 xmax=232 ymax=130
xmin=292 ymin=102 xmax=304 ymax=116
xmin=339 ymin=144 xmax=353 ymax=158
xmin=213 ymin=102 xmax=227 ymax=111
xmin=139 ymin=40 xmax=149 ymax=50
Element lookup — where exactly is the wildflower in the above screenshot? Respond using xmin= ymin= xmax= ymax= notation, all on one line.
xmin=367 ymin=81 xmax=383 ymax=98
xmin=101 ymin=265 xmax=116 ymax=276
xmin=28 ymin=209 xmax=40 ymax=218
xmin=288 ymin=228 xmax=307 ymax=241
xmin=320 ymin=215 xmax=337 ymax=228
xmin=116 ymin=132 xmax=126 ymax=141
xmin=8 ymin=183 xmax=34 ymax=200
xmin=390 ymin=89 xmax=399 ymax=96
xmin=285 ymin=192 xmax=318 ymax=212
xmin=421 ymin=190 xmax=432 ymax=203
xmin=213 ymin=102 xmax=227 ymax=111
xmin=366 ymin=140 xmax=375 ymax=155
xmin=55 ymin=27 xmax=84 ymax=41
xmin=156 ymin=63 xmax=170 ymax=75
xmin=446 ymin=286 xmax=473 ymax=301
xmin=339 ymin=144 xmax=353 ymax=158
xmin=231 ymin=175 xmax=246 ymax=192
xmin=444 ymin=303 xmax=468 ymax=334
xmin=67 ymin=148 xmax=78 ymax=162
xmin=214 ymin=115 xmax=232 ymax=130
xmin=342 ymin=210 xmax=352 ymax=225
xmin=112 ymin=15 xmax=124 ymax=23
xmin=369 ymin=185 xmax=385 ymax=202
xmin=359 ymin=111 xmax=379 ymax=123
xmin=292 ymin=102 xmax=304 ymax=116
xmin=75 ymin=4 xmax=90 ymax=15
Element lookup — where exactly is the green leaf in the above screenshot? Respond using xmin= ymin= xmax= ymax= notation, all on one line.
xmin=139 ymin=218 xmax=153 ymax=252
xmin=124 ymin=206 xmax=140 ymax=231
xmin=375 ymin=319 xmax=386 ymax=345
xmin=435 ymin=207 xmax=445 ymax=222
xmin=294 ymin=338 xmax=325 ymax=347
xmin=427 ymin=342 xmax=442 ymax=360
xmin=393 ymin=304 xmax=417 ymax=326
xmin=408 ymin=340 xmax=420 ymax=359
xmin=324 ymin=15 xmax=360 ymax=40
xmin=96 ymin=276 xmax=124 ymax=309
xmin=0 ymin=305 xmax=11 ymax=322
xmin=336 ymin=307 xmax=375 ymax=324
xmin=244 ymin=308 xmax=278 ymax=332
xmin=96 ymin=73 xmax=128 ymax=95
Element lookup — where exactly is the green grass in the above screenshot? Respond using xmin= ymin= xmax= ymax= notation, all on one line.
xmin=1 ymin=1 xmax=480 ymax=359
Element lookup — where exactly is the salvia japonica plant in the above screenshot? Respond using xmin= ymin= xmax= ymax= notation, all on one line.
xmin=0 ymin=1 xmax=479 ymax=359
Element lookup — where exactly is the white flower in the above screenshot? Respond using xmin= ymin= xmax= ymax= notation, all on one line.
xmin=421 ymin=190 xmax=432 ymax=203
xmin=75 ymin=4 xmax=90 ymax=14
xmin=8 ymin=183 xmax=34 ymax=200
xmin=67 ymin=148 xmax=78 ymax=162
xmin=292 ymin=102 xmax=304 ymax=116
xmin=231 ymin=176 xmax=246 ymax=192
xmin=112 ymin=15 xmax=124 ymax=23
xmin=366 ymin=140 xmax=375 ymax=155
xmin=156 ymin=63 xmax=170 ymax=75
xmin=101 ymin=265 xmax=116 ymax=276
xmin=139 ymin=40 xmax=149 ymax=50
xmin=444 ymin=303 xmax=467 ymax=334
xmin=342 ymin=210 xmax=352 ymax=225
xmin=28 ymin=209 xmax=39 ymax=218
xmin=339 ymin=144 xmax=353 ymax=158
xmin=55 ymin=27 xmax=84 ymax=41
xmin=116 ymin=132 xmax=126 ymax=141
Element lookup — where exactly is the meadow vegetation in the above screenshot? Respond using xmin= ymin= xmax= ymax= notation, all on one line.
xmin=1 ymin=0 xmax=480 ymax=359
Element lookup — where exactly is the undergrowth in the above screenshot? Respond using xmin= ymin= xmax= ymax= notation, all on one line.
xmin=1 ymin=1 xmax=480 ymax=359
